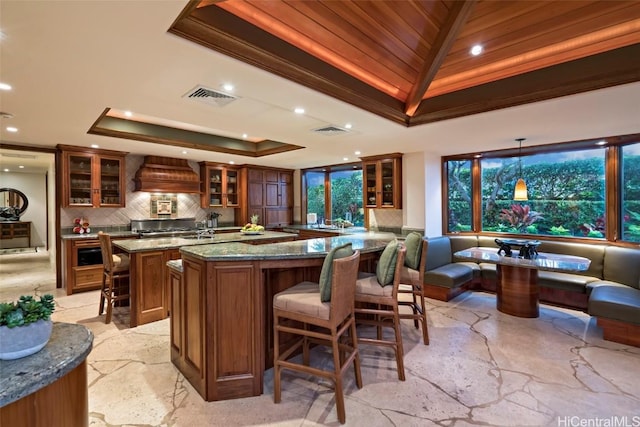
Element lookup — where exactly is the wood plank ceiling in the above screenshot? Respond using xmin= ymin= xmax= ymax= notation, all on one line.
xmin=170 ymin=0 xmax=640 ymax=126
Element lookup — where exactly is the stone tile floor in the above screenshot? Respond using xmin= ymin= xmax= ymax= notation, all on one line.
xmin=1 ymin=251 xmax=639 ymax=426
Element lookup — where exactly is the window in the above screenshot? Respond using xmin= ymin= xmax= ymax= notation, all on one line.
xmin=303 ymin=165 xmax=363 ymax=227
xmin=481 ymin=149 xmax=605 ymax=238
xmin=443 ymin=134 xmax=639 ymax=244
xmin=330 ymin=170 xmax=363 ymax=226
xmin=446 ymin=160 xmax=472 ymax=232
xmin=622 ymin=143 xmax=640 ymax=243
xmin=306 ymin=171 xmax=325 ymax=224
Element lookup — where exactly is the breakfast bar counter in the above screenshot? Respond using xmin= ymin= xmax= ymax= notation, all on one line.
xmin=173 ymin=232 xmax=395 ymax=402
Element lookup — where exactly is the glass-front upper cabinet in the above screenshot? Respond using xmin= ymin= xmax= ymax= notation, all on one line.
xmin=199 ymin=162 xmax=240 ymax=208
xmin=61 ymin=146 xmax=127 ymax=208
xmin=100 ymin=157 xmax=123 ymax=206
xmin=361 ymin=153 xmax=403 ymax=209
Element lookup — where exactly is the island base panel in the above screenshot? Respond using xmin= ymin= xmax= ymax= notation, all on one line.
xmin=0 ymin=360 xmax=88 ymax=427
xmin=496 ymin=265 xmax=539 ymax=318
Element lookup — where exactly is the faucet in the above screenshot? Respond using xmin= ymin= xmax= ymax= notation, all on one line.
xmin=196 ymin=228 xmax=215 ymax=239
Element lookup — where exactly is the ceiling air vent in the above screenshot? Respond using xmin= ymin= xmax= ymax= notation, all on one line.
xmin=183 ymin=85 xmax=237 ymax=107
xmin=312 ymin=125 xmax=349 ymax=136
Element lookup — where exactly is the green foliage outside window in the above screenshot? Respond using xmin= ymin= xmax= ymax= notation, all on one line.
xmin=447 ymin=160 xmax=472 ymax=232
xmin=447 ymin=143 xmax=640 ymax=242
xmin=482 ymin=152 xmax=607 ymax=237
xmin=306 ymin=170 xmax=364 ymax=227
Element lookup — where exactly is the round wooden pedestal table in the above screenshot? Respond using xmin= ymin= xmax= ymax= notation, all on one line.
xmin=496 ymin=264 xmax=539 ymax=318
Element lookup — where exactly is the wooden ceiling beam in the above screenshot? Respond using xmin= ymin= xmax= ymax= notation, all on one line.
xmin=404 ymin=0 xmax=477 ymax=116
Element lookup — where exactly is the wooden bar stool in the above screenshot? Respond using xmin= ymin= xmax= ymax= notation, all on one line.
xmin=273 ymin=246 xmax=361 ymax=425
xmin=398 ymin=233 xmax=430 ymax=345
xmin=97 ymin=232 xmax=130 ymax=324
xmin=354 ymin=241 xmax=407 ymax=380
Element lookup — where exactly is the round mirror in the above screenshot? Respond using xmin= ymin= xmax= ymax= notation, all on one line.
xmin=0 ymin=188 xmax=29 ymax=221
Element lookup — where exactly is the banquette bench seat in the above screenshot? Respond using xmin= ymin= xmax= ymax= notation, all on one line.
xmin=420 ymin=235 xmax=640 ymax=347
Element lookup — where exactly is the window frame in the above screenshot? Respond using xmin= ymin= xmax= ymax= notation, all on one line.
xmin=442 ymin=133 xmax=639 ymax=247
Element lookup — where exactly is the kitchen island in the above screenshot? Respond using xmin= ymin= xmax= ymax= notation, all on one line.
xmin=173 ymin=232 xmax=396 ymax=401
xmin=113 ymin=231 xmax=296 ymax=327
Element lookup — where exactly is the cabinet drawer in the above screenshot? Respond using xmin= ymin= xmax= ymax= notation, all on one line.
xmin=72 ymin=266 xmax=103 ymax=290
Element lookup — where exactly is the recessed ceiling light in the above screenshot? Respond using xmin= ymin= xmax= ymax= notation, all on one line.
xmin=0 ymin=82 xmax=11 ymax=91
xmin=182 ymin=150 xmax=187 ymax=154
xmin=124 ymin=111 xmax=133 ymax=117
xmin=6 ymin=126 xmax=17 ymax=132
xmin=3 ymin=168 xmax=9 ymax=172
xmin=596 ymin=140 xmax=607 ymax=146
xmin=345 ymin=123 xmax=352 ymax=129
xmin=343 ymin=157 xmax=349 ymax=161
xmin=294 ymin=107 xmax=305 ymax=115
xmin=91 ymin=144 xmax=99 ymax=148
xmin=229 ymin=160 xmax=235 ymax=165
xmin=242 ymin=133 xmax=248 ymax=139
xmin=474 ymin=154 xmax=482 ymax=158
xmin=470 ymin=44 xmax=483 ymax=56
xmin=222 ymin=83 xmax=234 ymax=92
xmin=354 ymin=151 xmax=361 ymax=155
xmin=19 ymin=165 xmax=24 ymax=169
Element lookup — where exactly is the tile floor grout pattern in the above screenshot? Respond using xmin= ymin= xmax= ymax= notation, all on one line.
xmin=1 ymin=251 xmax=639 ymax=426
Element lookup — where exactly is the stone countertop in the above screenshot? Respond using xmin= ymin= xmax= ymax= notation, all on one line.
xmin=454 ymin=246 xmax=591 ymax=272
xmin=282 ymin=224 xmax=368 ymax=234
xmin=61 ymin=230 xmax=139 ymax=240
xmin=60 ymin=226 xmax=243 ymax=241
xmin=0 ymin=322 xmax=93 ymax=407
xmin=166 ymin=259 xmax=183 ymax=272
xmin=180 ymin=231 xmax=397 ymax=261
xmin=113 ymin=231 xmax=296 ymax=253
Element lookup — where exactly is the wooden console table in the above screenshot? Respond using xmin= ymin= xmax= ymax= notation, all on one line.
xmin=0 ymin=221 xmax=31 ymax=249
xmin=454 ymin=247 xmax=591 ymax=318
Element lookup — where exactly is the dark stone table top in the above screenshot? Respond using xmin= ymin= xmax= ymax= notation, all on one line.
xmin=0 ymin=322 xmax=93 ymax=407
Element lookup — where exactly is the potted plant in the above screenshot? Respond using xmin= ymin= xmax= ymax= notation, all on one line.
xmin=0 ymin=294 xmax=55 ymax=360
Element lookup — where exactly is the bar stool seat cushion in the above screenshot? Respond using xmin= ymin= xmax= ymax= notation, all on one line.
xmin=319 ymin=243 xmax=354 ymax=302
xmin=273 ymin=281 xmax=330 ymax=320
xmin=399 ymin=265 xmax=420 ymax=284
xmin=356 ymin=272 xmax=393 ymax=297
xmin=112 ymin=254 xmax=130 ymax=269
xmin=403 ymin=232 xmax=423 ymax=270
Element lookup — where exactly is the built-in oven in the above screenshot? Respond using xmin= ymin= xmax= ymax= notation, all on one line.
xmin=77 ymin=246 xmax=103 ymax=266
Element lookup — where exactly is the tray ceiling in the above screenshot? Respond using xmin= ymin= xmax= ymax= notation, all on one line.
xmin=170 ymin=0 xmax=640 ymax=126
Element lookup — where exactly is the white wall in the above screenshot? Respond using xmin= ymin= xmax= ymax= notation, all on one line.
xmin=403 ymin=152 xmax=426 ymax=231
xmin=424 ymin=153 xmax=443 ymax=237
xmin=1 ymin=171 xmax=47 ymax=248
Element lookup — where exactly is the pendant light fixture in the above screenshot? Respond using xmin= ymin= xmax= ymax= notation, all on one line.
xmin=513 ymin=137 xmax=528 ymax=201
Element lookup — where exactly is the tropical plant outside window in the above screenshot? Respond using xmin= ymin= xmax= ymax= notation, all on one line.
xmin=622 ymin=143 xmax=640 ymax=242
xmin=306 ymin=171 xmax=325 ymax=223
xmin=481 ymin=149 xmax=606 ymax=237
xmin=446 ymin=138 xmax=640 ymax=243
xmin=447 ymin=160 xmax=472 ymax=232
xmin=305 ymin=168 xmax=364 ymax=227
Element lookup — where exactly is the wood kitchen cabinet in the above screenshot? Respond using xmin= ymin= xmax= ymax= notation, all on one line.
xmin=62 ymin=235 xmax=137 ymax=295
xmin=241 ymin=167 xmax=293 ymax=228
xmin=129 ymin=248 xmax=181 ymax=326
xmin=361 ymin=153 xmax=402 ymax=209
xmin=59 ymin=145 xmax=127 ymax=208
xmin=199 ymin=162 xmax=240 ymax=209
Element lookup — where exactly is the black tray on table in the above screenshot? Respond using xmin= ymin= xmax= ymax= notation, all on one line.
xmin=494 ymin=238 xmax=541 ymax=259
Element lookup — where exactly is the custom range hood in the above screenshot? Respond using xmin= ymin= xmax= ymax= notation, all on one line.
xmin=134 ymin=156 xmax=200 ymax=193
